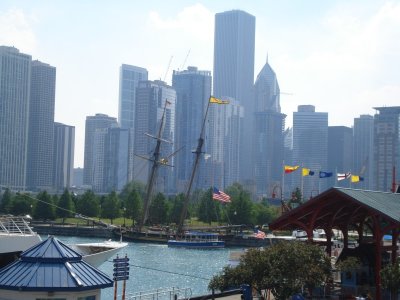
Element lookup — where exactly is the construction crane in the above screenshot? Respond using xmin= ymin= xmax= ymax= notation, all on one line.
xmin=180 ymin=49 xmax=191 ymax=70
xmin=163 ymin=56 xmax=173 ymax=82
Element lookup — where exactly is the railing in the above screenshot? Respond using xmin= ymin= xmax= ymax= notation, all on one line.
xmin=0 ymin=216 xmax=36 ymax=235
xmin=125 ymin=287 xmax=192 ymax=300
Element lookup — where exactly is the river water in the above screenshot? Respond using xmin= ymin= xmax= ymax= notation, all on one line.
xmin=51 ymin=235 xmax=240 ymax=299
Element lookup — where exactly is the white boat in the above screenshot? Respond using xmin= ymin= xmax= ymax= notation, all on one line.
xmin=0 ymin=215 xmax=128 ymax=268
xmin=168 ymin=231 xmax=225 ymax=248
xmin=69 ymin=239 xmax=128 ymax=267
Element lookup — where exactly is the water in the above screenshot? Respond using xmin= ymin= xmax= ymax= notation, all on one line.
xmin=50 ymin=235 xmax=237 ymax=299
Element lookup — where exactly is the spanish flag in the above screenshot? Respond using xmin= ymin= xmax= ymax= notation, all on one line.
xmin=284 ymin=165 xmax=299 ymax=174
xmin=209 ymin=96 xmax=229 ymax=104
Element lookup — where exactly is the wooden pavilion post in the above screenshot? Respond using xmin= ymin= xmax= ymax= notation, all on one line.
xmin=372 ymin=216 xmax=383 ymax=300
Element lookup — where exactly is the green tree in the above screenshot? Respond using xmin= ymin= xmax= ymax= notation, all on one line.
xmin=33 ymin=191 xmax=55 ymax=220
xmin=0 ymin=188 xmax=13 ymax=213
xmin=253 ymin=203 xmax=277 ymax=226
xmin=125 ymin=188 xmax=142 ymax=226
xmin=209 ymin=241 xmax=332 ymax=300
xmin=197 ymin=188 xmax=221 ymax=224
xmin=225 ymin=184 xmax=254 ymax=225
xmin=148 ymin=192 xmax=168 ymax=225
xmin=76 ymin=190 xmax=99 ymax=218
xmin=101 ymin=191 xmax=120 ymax=224
xmin=169 ymin=193 xmax=185 ymax=224
xmin=57 ymin=189 xmax=74 ymax=223
xmin=120 ymin=181 xmax=146 ymax=202
xmin=10 ymin=193 xmax=32 ymax=216
xmin=381 ymin=259 xmax=400 ymax=300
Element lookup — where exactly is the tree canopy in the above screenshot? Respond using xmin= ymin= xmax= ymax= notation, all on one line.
xmin=209 ymin=241 xmax=332 ymax=300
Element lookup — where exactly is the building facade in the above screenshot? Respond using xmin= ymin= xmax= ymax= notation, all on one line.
xmin=213 ymin=10 xmax=255 ymax=182
xmin=27 ymin=60 xmax=56 ymax=191
xmin=373 ymin=107 xmax=400 ymax=192
xmin=172 ymin=66 xmax=212 ymax=192
xmin=292 ymin=105 xmax=328 ymax=200
xmin=353 ymin=115 xmax=374 ymax=190
xmin=0 ymin=46 xmax=31 ymax=191
xmin=53 ymin=122 xmax=75 ymax=191
xmin=253 ymin=61 xmax=285 ymax=197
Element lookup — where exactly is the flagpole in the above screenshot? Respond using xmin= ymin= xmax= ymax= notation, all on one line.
xmin=281 ymin=160 xmax=285 ymax=202
xmin=300 ymin=163 xmax=304 ymax=202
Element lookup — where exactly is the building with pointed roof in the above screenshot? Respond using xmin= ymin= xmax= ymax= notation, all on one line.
xmin=0 ymin=236 xmax=113 ymax=299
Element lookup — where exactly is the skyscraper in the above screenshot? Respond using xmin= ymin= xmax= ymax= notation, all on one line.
xmin=292 ymin=105 xmax=328 ymax=199
xmin=353 ymin=115 xmax=374 ymax=190
xmin=213 ymin=10 xmax=255 ymax=182
xmin=118 ymin=64 xmax=148 ymax=129
xmin=53 ymin=122 xmax=75 ymax=191
xmin=83 ymin=114 xmax=118 ymax=187
xmin=253 ymin=61 xmax=285 ymax=196
xmin=327 ymin=126 xmax=353 ymax=188
xmin=27 ymin=60 xmax=56 ymax=191
xmin=373 ymin=107 xmax=400 ymax=192
xmin=134 ymin=80 xmax=176 ymax=193
xmin=0 ymin=46 xmax=31 ymax=190
xmin=172 ymin=66 xmax=211 ymax=192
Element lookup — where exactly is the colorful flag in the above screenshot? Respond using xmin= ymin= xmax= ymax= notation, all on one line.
xmin=209 ymin=96 xmax=229 ymax=104
xmin=253 ymin=230 xmax=266 ymax=239
xmin=337 ymin=172 xmax=351 ymax=181
xmin=302 ymin=168 xmax=315 ymax=176
xmin=319 ymin=171 xmax=333 ymax=178
xmin=212 ymin=187 xmax=231 ymax=203
xmin=351 ymin=175 xmax=364 ymax=183
xmin=284 ymin=165 xmax=299 ymax=174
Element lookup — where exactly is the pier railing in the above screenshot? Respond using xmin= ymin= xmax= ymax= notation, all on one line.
xmin=124 ymin=287 xmax=192 ymax=300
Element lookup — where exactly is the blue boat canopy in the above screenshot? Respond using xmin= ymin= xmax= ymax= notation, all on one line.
xmin=0 ymin=236 xmax=113 ymax=292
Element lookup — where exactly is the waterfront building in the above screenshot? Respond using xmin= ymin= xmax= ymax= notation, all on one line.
xmin=72 ymin=167 xmax=84 ymax=187
xmin=213 ymin=10 xmax=255 ymax=182
xmin=27 ymin=60 xmax=56 ymax=191
xmin=83 ymin=114 xmax=118 ymax=187
xmin=172 ymin=66 xmax=212 ymax=192
xmin=373 ymin=107 xmax=400 ymax=192
xmin=353 ymin=115 xmax=374 ymax=190
xmin=292 ymin=105 xmax=328 ymax=200
xmin=118 ymin=64 xmax=148 ymax=129
xmin=253 ymin=61 xmax=285 ymax=197
xmin=0 ymin=46 xmax=31 ymax=191
xmin=134 ymin=80 xmax=176 ymax=194
xmin=53 ymin=122 xmax=75 ymax=191
xmin=327 ymin=126 xmax=353 ymax=188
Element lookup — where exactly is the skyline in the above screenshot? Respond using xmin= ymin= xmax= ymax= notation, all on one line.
xmin=1 ymin=0 xmax=399 ymax=168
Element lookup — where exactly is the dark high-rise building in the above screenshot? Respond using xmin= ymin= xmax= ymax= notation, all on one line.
xmin=213 ymin=10 xmax=255 ymax=182
xmin=172 ymin=67 xmax=211 ymax=192
xmin=253 ymin=61 xmax=285 ymax=196
xmin=327 ymin=126 xmax=353 ymax=188
xmin=83 ymin=114 xmax=118 ymax=187
xmin=0 ymin=46 xmax=31 ymax=191
xmin=293 ymin=105 xmax=328 ymax=200
xmin=373 ymin=107 xmax=400 ymax=192
xmin=134 ymin=80 xmax=176 ymax=193
xmin=353 ymin=115 xmax=374 ymax=190
xmin=53 ymin=122 xmax=75 ymax=191
xmin=27 ymin=60 xmax=56 ymax=191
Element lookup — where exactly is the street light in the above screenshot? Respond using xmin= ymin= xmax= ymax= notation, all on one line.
xmin=123 ymin=207 xmax=126 ymax=227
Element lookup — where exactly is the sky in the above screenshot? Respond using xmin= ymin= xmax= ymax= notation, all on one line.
xmin=1 ymin=0 xmax=399 ymax=168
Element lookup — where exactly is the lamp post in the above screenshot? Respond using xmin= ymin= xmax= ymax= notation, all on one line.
xmin=123 ymin=207 xmax=126 ymax=227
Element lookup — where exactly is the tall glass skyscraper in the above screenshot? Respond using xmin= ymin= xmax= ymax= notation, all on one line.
xmin=27 ymin=60 xmax=56 ymax=191
xmin=118 ymin=64 xmax=148 ymax=129
xmin=213 ymin=10 xmax=255 ymax=182
xmin=0 ymin=46 xmax=31 ymax=190
xmin=253 ymin=61 xmax=285 ymax=196
xmin=172 ymin=67 xmax=211 ymax=192
xmin=293 ymin=105 xmax=328 ymax=200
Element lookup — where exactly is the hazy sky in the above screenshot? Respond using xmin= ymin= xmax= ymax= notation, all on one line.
xmin=1 ymin=0 xmax=399 ymax=168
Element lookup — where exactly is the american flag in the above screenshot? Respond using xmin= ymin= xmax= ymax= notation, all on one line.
xmin=253 ymin=230 xmax=266 ymax=239
xmin=212 ymin=187 xmax=231 ymax=203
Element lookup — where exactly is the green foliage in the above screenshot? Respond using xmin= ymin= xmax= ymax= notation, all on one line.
xmin=209 ymin=241 xmax=332 ymax=300
xmin=381 ymin=259 xmax=400 ymax=296
xmin=252 ymin=203 xmax=277 ymax=226
xmin=101 ymin=191 xmax=120 ymax=224
xmin=197 ymin=188 xmax=221 ymax=224
xmin=33 ymin=191 xmax=55 ymax=220
xmin=76 ymin=190 xmax=99 ymax=218
xmin=0 ymin=188 xmax=13 ymax=213
xmin=125 ymin=188 xmax=142 ymax=226
xmin=335 ymin=256 xmax=362 ymax=272
xmin=225 ymin=184 xmax=254 ymax=225
xmin=10 ymin=193 xmax=33 ymax=216
xmin=120 ymin=181 xmax=146 ymax=202
xmin=148 ymin=192 xmax=168 ymax=225
xmin=57 ymin=189 xmax=74 ymax=221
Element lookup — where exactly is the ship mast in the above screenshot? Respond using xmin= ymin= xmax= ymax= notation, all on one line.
xmin=138 ymin=100 xmax=171 ymax=232
xmin=177 ymin=99 xmax=212 ymax=234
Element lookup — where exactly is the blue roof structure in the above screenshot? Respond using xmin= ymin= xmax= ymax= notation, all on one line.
xmin=0 ymin=236 xmax=113 ymax=291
